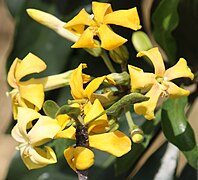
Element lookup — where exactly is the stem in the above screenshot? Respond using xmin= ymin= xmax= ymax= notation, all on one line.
xmin=124 ymin=107 xmax=135 ymax=130
xmin=76 ymin=124 xmax=89 ymax=180
xmin=101 ymin=50 xmax=116 ymax=73
xmin=121 ymin=61 xmax=127 ymax=72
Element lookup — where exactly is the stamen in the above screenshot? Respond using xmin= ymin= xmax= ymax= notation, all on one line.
xmin=89 ymin=14 xmax=94 ymax=20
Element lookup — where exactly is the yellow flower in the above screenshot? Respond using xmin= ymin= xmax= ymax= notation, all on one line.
xmin=60 ymin=99 xmax=131 ymax=171
xmin=7 ymin=53 xmax=73 ymax=119
xmin=64 ymin=1 xmax=141 ymax=50
xmin=128 ymin=47 xmax=194 ymax=120
xmin=11 ymin=107 xmax=61 ymax=169
xmin=70 ymin=63 xmax=115 ymax=100
xmin=7 ymin=53 xmax=46 ymax=119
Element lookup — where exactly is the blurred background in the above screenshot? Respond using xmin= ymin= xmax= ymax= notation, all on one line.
xmin=0 ymin=0 xmax=198 ymax=179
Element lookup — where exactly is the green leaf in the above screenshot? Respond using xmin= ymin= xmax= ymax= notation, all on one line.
xmin=56 ymin=104 xmax=80 ymax=120
xmin=161 ymin=97 xmax=198 ymax=169
xmin=132 ymin=31 xmax=153 ymax=52
xmin=152 ymin=0 xmax=179 ymax=64
xmin=43 ymin=100 xmax=60 ymax=118
xmin=106 ymin=93 xmax=149 ymax=117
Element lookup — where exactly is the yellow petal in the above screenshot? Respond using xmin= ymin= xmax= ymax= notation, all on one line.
xmin=134 ymin=84 xmax=162 ymax=120
xmin=128 ymin=65 xmax=156 ymax=92
xmin=28 ymin=116 xmax=60 ymax=146
xmin=55 ymin=126 xmax=76 ymax=139
xmin=98 ymin=25 xmax=127 ymax=50
xmin=89 ymin=130 xmax=131 ymax=157
xmin=7 ymin=58 xmax=20 ymax=88
xmin=71 ymin=27 xmax=99 ymax=48
xmin=70 ymin=63 xmax=90 ymax=99
xmin=164 ymin=81 xmax=190 ymax=98
xmin=85 ymin=76 xmax=106 ymax=99
xmin=84 ymin=99 xmax=108 ymax=133
xmin=104 ymin=7 xmax=141 ymax=30
xmin=137 ymin=47 xmax=165 ymax=76
xmin=17 ymin=107 xmax=41 ymax=138
xmin=19 ymin=83 xmax=44 ymax=110
xmin=64 ymin=9 xmax=93 ymax=35
xmin=64 ymin=146 xmax=94 ymax=171
xmin=84 ymin=99 xmax=107 ymax=124
xmin=92 ymin=1 xmax=112 ymax=23
xmin=21 ymin=146 xmax=57 ymax=170
xmin=164 ymin=58 xmax=194 ymax=81
xmin=56 ymin=114 xmax=71 ymax=130
xmin=15 ymin=53 xmax=46 ymax=82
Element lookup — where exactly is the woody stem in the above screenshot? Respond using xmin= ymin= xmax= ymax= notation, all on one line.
xmin=76 ymin=124 xmax=89 ymax=180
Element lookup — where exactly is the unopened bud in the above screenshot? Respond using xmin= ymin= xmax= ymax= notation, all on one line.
xmin=84 ymin=40 xmax=102 ymax=57
xmin=107 ymin=72 xmax=130 ymax=86
xmin=109 ymin=45 xmax=129 ymax=64
xmin=130 ymin=127 xmax=144 ymax=143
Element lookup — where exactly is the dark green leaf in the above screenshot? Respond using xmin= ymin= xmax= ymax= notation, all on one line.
xmin=161 ymin=97 xmax=198 ymax=169
xmin=43 ymin=100 xmax=60 ymax=118
xmin=152 ymin=0 xmax=179 ymax=64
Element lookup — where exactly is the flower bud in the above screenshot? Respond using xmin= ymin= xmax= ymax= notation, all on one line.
xmin=109 ymin=45 xmax=129 ymax=64
xmin=84 ymin=40 xmax=102 ymax=57
xmin=130 ymin=127 xmax=144 ymax=143
xmin=107 ymin=72 xmax=130 ymax=86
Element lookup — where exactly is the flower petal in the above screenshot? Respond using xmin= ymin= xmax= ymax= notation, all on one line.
xmin=28 ymin=116 xmax=60 ymax=146
xmin=134 ymin=84 xmax=162 ymax=120
xmin=165 ymin=81 xmax=190 ymax=98
xmin=104 ymin=7 xmax=141 ymax=30
xmin=64 ymin=146 xmax=94 ymax=171
xmin=19 ymin=83 xmax=44 ymax=110
xmin=15 ymin=53 xmax=46 ymax=82
xmin=92 ymin=1 xmax=112 ymax=23
xmin=70 ymin=63 xmax=91 ymax=99
xmin=7 ymin=58 xmax=20 ymax=88
xmin=164 ymin=58 xmax=194 ymax=81
xmin=17 ymin=107 xmax=41 ymax=139
xmin=85 ymin=76 xmax=106 ymax=99
xmin=128 ymin=65 xmax=156 ymax=92
xmin=64 ymin=8 xmax=92 ymax=35
xmin=55 ymin=126 xmax=76 ymax=139
xmin=21 ymin=146 xmax=57 ymax=170
xmin=71 ymin=27 xmax=99 ymax=48
xmin=89 ymin=130 xmax=131 ymax=157
xmin=98 ymin=25 xmax=127 ymax=50
xmin=56 ymin=114 xmax=71 ymax=130
xmin=137 ymin=47 xmax=165 ymax=76
xmin=84 ymin=99 xmax=108 ymax=133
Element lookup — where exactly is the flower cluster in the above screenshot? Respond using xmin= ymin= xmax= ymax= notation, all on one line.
xmin=7 ymin=1 xmax=194 ymax=178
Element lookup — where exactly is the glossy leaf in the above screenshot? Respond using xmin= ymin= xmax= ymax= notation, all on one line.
xmin=152 ymin=0 xmax=179 ymax=64
xmin=161 ymin=97 xmax=198 ymax=169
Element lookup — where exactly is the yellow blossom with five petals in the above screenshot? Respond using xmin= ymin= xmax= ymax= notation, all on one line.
xmin=60 ymin=99 xmax=131 ymax=171
xmin=70 ymin=63 xmax=115 ymax=101
xmin=7 ymin=53 xmax=46 ymax=119
xmin=64 ymin=1 xmax=141 ymax=50
xmin=11 ymin=107 xmax=61 ymax=169
xmin=128 ymin=47 xmax=194 ymax=120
